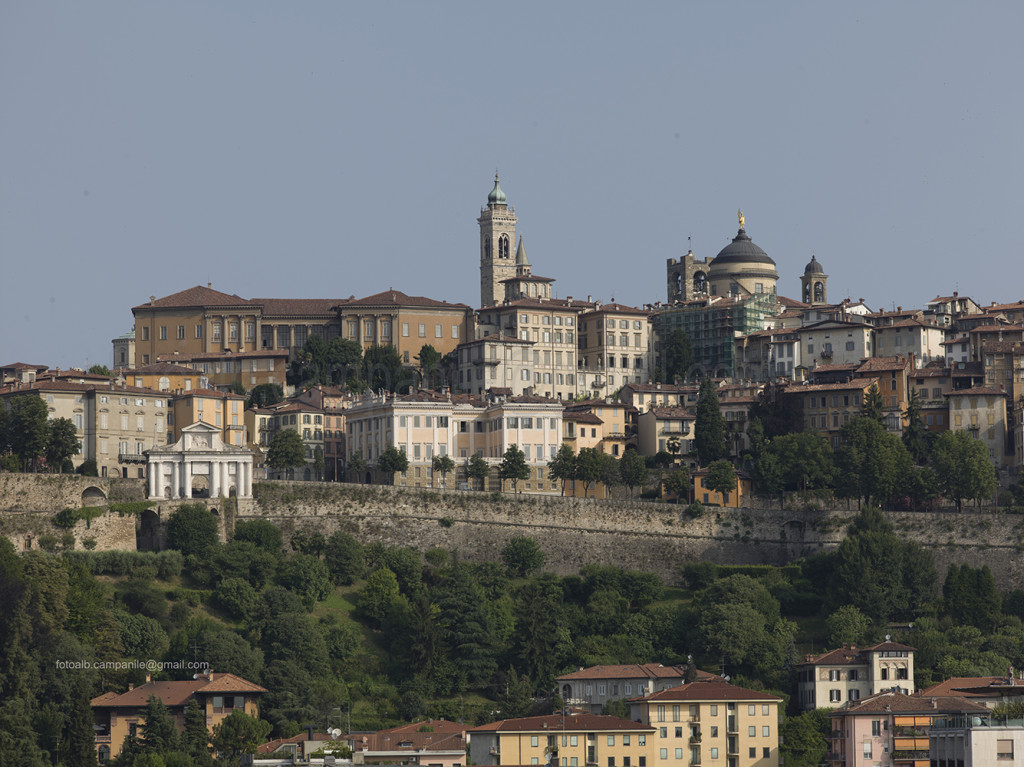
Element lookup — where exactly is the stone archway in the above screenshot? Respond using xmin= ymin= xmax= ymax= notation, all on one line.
xmin=136 ymin=509 xmax=161 ymax=551
xmin=191 ymin=475 xmax=210 ymax=498
xmin=82 ymin=486 xmax=107 ymax=506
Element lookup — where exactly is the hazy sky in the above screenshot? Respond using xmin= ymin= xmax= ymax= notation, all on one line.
xmin=2 ymin=2 xmax=1022 ymax=369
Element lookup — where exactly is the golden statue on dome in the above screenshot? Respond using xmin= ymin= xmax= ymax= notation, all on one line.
xmin=738 ymin=208 xmax=745 ymax=229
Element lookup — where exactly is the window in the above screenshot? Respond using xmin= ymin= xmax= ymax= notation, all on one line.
xmin=658 ymin=750 xmax=667 ymax=760
xmin=709 ymin=727 xmax=718 ymax=738
xmin=710 ymin=749 xmax=718 ymax=760
xmin=638 ymin=736 xmax=645 ymax=746
xmin=673 ymin=750 xmax=682 ymax=760
xmin=213 ymin=323 xmax=222 ymax=340
xmin=710 ymin=705 xmax=717 ymax=716
xmin=762 ymin=726 xmax=769 ymax=737
xmin=762 ymin=705 xmax=770 ymax=716
xmin=748 ymin=705 xmax=755 ymax=716
xmin=748 ymin=726 xmax=755 ymax=737
xmin=749 ymin=748 xmax=756 ymax=759
xmin=607 ymin=736 xmax=615 ymax=746
xmin=657 ymin=705 xmax=665 ymax=723
xmin=531 ymin=736 xmax=539 ymax=747
xmin=674 ymin=727 xmax=682 ymax=738
xmin=419 ymin=324 xmax=426 ymax=337
xmin=659 ymin=728 xmax=666 ymax=738
xmin=763 ymin=748 xmax=770 ymax=759
xmin=863 ymin=742 xmax=871 ymax=759
xmin=871 ymin=720 xmax=881 ymax=737
xmin=997 ymin=739 xmax=1013 ymax=759
xmin=829 ymin=690 xmax=841 ymax=702
xmin=829 ymin=669 xmax=840 ymax=681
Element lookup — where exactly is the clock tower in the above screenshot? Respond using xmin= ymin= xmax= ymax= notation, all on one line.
xmin=478 ymin=174 xmax=517 ymax=307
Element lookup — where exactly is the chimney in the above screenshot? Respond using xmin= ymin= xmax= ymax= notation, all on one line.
xmin=127 ymin=682 xmax=134 ymax=691
xmin=145 ymin=673 xmax=151 ymax=683
xmin=208 ymin=282 xmax=212 ymax=289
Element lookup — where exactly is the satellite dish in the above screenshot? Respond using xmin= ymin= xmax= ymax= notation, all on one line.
xmin=329 ymin=728 xmax=342 ymax=738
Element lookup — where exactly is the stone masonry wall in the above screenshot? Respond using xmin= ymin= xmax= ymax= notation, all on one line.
xmin=4 ymin=475 xmax=1024 ymax=588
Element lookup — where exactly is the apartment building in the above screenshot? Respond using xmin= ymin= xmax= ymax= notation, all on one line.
xmin=123 ymin=362 xmax=207 ymax=393
xmin=872 ymin=320 xmax=946 ymax=368
xmin=344 ymin=389 xmax=564 ymax=493
xmin=469 ymin=713 xmax=656 ymax=767
xmin=798 ymin=318 xmax=875 ymax=370
xmin=733 ymin=327 xmax=801 ymax=381
xmin=796 ymin=641 xmax=915 ymax=711
xmin=557 ymin=664 xmax=722 ymax=714
xmin=945 ymin=386 xmax=1010 ymax=466
xmin=629 ymin=680 xmax=783 ymax=767
xmin=828 ymin=691 xmax=987 ymax=767
xmin=636 ymin=407 xmax=694 ymax=457
xmin=454 ymin=334 xmax=536 ymax=396
xmin=577 ymin=303 xmax=654 ymax=398
xmin=264 ymin=400 xmax=326 ymax=480
xmin=782 ymin=378 xmax=880 ymax=450
xmin=563 ymin=400 xmax=633 ymax=457
xmin=0 ymin=379 xmax=172 ymax=478
xmin=475 ymin=298 xmax=589 ymax=400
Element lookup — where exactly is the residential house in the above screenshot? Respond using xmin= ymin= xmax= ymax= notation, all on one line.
xmin=796 ymin=641 xmax=915 ymax=711
xmin=872 ymin=320 xmax=946 ymax=368
xmin=636 ymin=407 xmax=694 ymax=457
xmin=0 ymin=362 xmax=48 ymax=386
xmin=557 ymin=664 xmax=722 ymax=714
xmin=156 ymin=349 xmax=289 ymax=391
xmin=692 ymin=468 xmax=753 ymax=507
xmin=853 ymin=356 xmax=913 ymax=433
xmin=349 ymin=720 xmax=468 ymax=767
xmin=264 ymin=400 xmax=326 ymax=480
xmin=827 ymin=690 xmax=987 ymax=767
xmin=733 ymin=326 xmax=801 ymax=382
xmin=0 ymin=378 xmax=172 ymax=478
xmin=577 ymin=303 xmax=654 ymax=398
xmin=797 ymin=318 xmax=875 ymax=370
xmin=782 ymin=378 xmax=879 ymax=451
xmin=924 ymin=291 xmax=983 ymax=329
xmin=563 ymin=399 xmax=633 ymax=457
xmin=930 ymin=712 xmax=1024 ymax=767
xmin=454 ymin=334 xmax=536 ymax=396
xmin=344 ymin=389 xmax=564 ymax=493
xmin=123 ymin=362 xmax=206 ymax=393
xmin=907 ymin=367 xmax=952 ymax=433
xmin=945 ymin=387 xmax=1010 ymax=467
xmin=91 ymin=670 xmax=266 ymax=761
xmin=469 ymin=712 xmax=655 ymax=767
xmin=629 ymin=679 xmax=783 ymax=767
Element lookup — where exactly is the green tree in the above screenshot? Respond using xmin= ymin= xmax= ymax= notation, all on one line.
xmin=598 ymin=452 xmax=620 ymax=494
xmin=364 ymin=345 xmax=410 ymax=393
xmin=6 ymin=394 xmax=49 ymax=471
xmin=618 ymin=449 xmax=649 ymax=497
xmin=346 ymin=450 xmax=367 ymax=481
xmin=827 ymin=508 xmax=937 ymax=622
xmin=435 ymin=563 xmax=498 ymax=691
xmin=266 ymin=430 xmax=306 ymax=474
xmin=324 ymin=531 xmax=365 ymax=585
xmin=277 ymin=554 xmax=332 ymax=610
xmin=694 ymin=378 xmax=728 ymax=465
xmin=704 ymin=459 xmax=737 ymax=501
xmin=824 ymin=605 xmax=873 ymax=647
xmin=356 ymin=568 xmax=401 ymax=627
xmin=213 ymin=578 xmax=260 ymax=622
xmin=780 ymin=709 xmax=830 ymax=767
xmin=498 ymin=444 xmax=530 ymax=493
xmin=467 ymin=453 xmax=490 ymax=490
xmin=245 ymin=383 xmax=284 ymax=410
xmin=139 ymin=695 xmax=179 ymax=754
xmin=75 ymin=459 xmax=99 ymax=477
xmin=769 ymin=432 xmax=834 ymax=492
xmin=377 ymin=445 xmax=409 ymax=485
xmin=666 ymin=435 xmax=681 ymax=462
xmin=45 ymin=418 xmax=79 ymax=472
xmin=432 ymin=454 xmax=456 ymax=488
xmin=210 ymin=711 xmax=272 ymax=765
xmin=836 ymin=417 xmax=913 ymax=507
xmin=860 ymin=383 xmax=885 ymax=423
xmin=313 ymin=447 xmax=324 ymax=481
xmin=232 ymin=520 xmax=283 ymax=553
xmin=930 ymin=430 xmax=997 ymax=511
xmin=548 ymin=444 xmax=577 ymax=496
xmin=663 ymin=467 xmax=690 ymax=502
xmin=657 ymin=328 xmax=694 ymax=384
xmin=88 ymin=364 xmax=113 ymax=377
xmin=498 ymin=667 xmax=535 ymax=718
xmin=180 ymin=700 xmax=213 ymax=766
xmin=501 ymin=536 xmax=545 ymax=577
xmin=575 ymin=447 xmax=608 ymax=496
xmin=166 ymin=503 xmax=219 ymax=558
xmin=416 ymin=344 xmax=442 ymax=388
xmin=902 ymin=388 xmax=931 ymax=463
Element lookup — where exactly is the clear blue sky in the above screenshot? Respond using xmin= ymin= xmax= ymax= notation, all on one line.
xmin=2 ymin=1 xmax=1022 ymax=369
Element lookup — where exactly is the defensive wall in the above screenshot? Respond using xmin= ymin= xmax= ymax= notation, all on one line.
xmin=2 ymin=474 xmax=1024 ymax=587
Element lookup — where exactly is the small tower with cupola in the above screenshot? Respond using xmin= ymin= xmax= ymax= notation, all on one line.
xmin=478 ymin=174 xmax=518 ymax=307
xmin=801 ymin=255 xmax=828 ymax=305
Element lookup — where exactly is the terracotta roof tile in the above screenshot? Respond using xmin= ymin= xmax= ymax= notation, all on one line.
xmin=920 ymin=677 xmax=1006 ymax=698
xmin=557 ymin=663 xmax=717 ymax=682
xmin=470 ymin=713 xmax=653 ymax=734
xmin=133 ymin=286 xmax=252 ymax=311
xmin=630 ymin=680 xmax=781 ymax=703
xmin=831 ymin=690 xmax=987 ymax=715
xmin=253 ymin=298 xmax=345 ymax=317
xmin=341 ymin=290 xmax=469 ymax=309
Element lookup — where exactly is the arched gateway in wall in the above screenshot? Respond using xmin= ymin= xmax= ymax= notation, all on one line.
xmin=145 ymin=421 xmax=254 ymax=500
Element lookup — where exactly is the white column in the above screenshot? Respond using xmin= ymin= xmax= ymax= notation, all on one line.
xmin=148 ymin=462 xmax=157 ymax=498
xmin=170 ymin=461 xmax=179 ymax=499
xmin=222 ymin=461 xmax=231 ymax=496
xmin=183 ymin=461 xmax=192 ymax=499
xmin=243 ymin=460 xmax=252 ymax=497
xmin=210 ymin=460 xmax=220 ymax=498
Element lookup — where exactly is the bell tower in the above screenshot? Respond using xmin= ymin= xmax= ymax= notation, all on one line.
xmin=801 ymin=255 xmax=829 ymax=305
xmin=478 ymin=173 xmax=517 ymax=307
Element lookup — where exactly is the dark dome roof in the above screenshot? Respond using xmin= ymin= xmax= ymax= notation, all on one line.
xmin=712 ymin=228 xmax=775 ymax=266
xmin=804 ymin=255 xmax=824 ymax=274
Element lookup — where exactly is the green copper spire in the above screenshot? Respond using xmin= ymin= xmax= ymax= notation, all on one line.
xmin=487 ymin=172 xmax=506 ymax=205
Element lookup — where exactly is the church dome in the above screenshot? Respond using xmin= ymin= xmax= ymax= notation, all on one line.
xmin=804 ymin=255 xmax=824 ymax=274
xmin=711 ymin=227 xmax=775 ymax=267
xmin=487 ymin=174 xmax=506 ymax=205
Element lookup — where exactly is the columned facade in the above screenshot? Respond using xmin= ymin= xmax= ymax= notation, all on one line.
xmin=146 ymin=421 xmax=254 ymax=499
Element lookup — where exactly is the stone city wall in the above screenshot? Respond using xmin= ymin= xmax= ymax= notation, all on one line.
xmin=3 ymin=475 xmax=1024 ymax=588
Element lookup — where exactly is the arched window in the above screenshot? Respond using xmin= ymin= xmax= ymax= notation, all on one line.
xmin=814 ymin=282 xmax=825 ymax=302
xmin=499 ymin=234 xmax=510 ymax=259
xmin=158 ymin=376 xmax=170 ymax=391
xmin=804 ymin=282 xmax=812 ymax=303
xmin=693 ymin=272 xmax=707 ymax=294
xmin=483 ymin=237 xmax=490 ymax=258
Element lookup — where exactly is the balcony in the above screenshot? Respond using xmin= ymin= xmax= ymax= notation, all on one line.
xmin=118 ymin=452 xmax=147 ymax=465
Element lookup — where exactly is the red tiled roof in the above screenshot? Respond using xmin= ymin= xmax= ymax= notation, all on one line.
xmin=91 ymin=673 xmax=266 ymax=708
xmin=800 ymin=641 xmax=915 ymax=666
xmin=253 ymin=297 xmax=344 ymax=317
xmin=647 ymin=407 xmax=695 ymax=418
xmin=944 ymin=387 xmax=1007 ymax=397
xmin=856 ymin=356 xmax=910 ymax=372
xmin=831 ymin=690 xmax=987 ymax=715
xmin=470 ymin=714 xmax=652 ymax=734
xmin=133 ymin=285 xmax=251 ymax=311
xmin=563 ymin=412 xmax=603 ymax=424
xmin=631 ymin=680 xmax=781 ymax=703
xmin=0 ymin=362 xmax=49 ymax=371
xmin=128 ymin=363 xmax=201 ymax=375
xmin=354 ymin=731 xmax=467 ymax=753
xmin=920 ymin=677 xmax=1006 ymax=698
xmin=556 ymin=663 xmax=718 ymax=682
xmin=174 ymin=388 xmax=245 ymax=400
xmin=341 ymin=290 xmax=469 ymax=309
xmin=794 ymin=379 xmax=879 ymax=393
xmin=380 ymin=720 xmax=468 ymax=736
